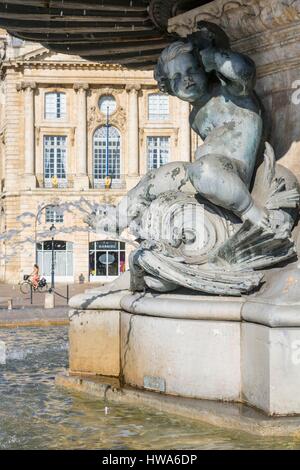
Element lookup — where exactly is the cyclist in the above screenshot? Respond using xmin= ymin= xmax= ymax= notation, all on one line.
xmin=29 ymin=264 xmax=40 ymax=290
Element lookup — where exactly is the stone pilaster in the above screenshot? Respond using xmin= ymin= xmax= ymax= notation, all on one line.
xmin=17 ymin=81 xmax=37 ymax=190
xmin=74 ymin=82 xmax=89 ymax=190
xmin=126 ymin=84 xmax=141 ymax=179
xmin=4 ymin=71 xmax=20 ymax=193
xmin=180 ymin=101 xmax=191 ymax=162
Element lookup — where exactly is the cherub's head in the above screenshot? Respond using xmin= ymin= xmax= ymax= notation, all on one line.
xmin=155 ymin=40 xmax=208 ymax=103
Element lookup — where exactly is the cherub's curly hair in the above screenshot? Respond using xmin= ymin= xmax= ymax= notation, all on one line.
xmin=154 ymin=40 xmax=193 ymax=95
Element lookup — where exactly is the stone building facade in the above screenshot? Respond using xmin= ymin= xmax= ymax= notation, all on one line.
xmin=0 ymin=31 xmax=197 ymax=284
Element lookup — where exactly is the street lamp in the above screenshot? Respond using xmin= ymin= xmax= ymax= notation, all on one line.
xmin=50 ymin=223 xmax=56 ymax=291
xmin=34 ymin=202 xmax=58 ymax=264
xmin=105 ymin=105 xmax=112 ymax=189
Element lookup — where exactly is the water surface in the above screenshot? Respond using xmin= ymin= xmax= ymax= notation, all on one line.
xmin=0 ymin=327 xmax=299 ymax=450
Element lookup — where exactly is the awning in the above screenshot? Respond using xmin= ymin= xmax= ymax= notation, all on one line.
xmin=0 ymin=0 xmax=208 ymax=68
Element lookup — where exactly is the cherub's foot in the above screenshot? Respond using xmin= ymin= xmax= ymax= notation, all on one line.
xmin=257 ymin=210 xmax=271 ymax=231
xmin=241 ymin=204 xmax=271 ymax=230
xmin=242 ymin=204 xmax=293 ymax=237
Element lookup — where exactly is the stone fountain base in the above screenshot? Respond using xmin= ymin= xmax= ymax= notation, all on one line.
xmin=56 ymin=372 xmax=300 ymax=437
xmin=64 ymin=263 xmax=300 ymax=422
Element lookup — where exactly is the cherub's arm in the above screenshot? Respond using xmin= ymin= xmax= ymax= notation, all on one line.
xmin=200 ymin=47 xmax=256 ymax=96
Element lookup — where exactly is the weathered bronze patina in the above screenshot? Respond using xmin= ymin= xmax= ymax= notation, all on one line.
xmin=88 ymin=22 xmax=300 ymax=295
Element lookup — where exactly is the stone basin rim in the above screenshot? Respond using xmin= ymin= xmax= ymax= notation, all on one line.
xmin=69 ymin=290 xmax=300 ymax=327
xmin=56 ymin=371 xmax=300 ymax=438
xmin=120 ymin=292 xmax=244 ymax=321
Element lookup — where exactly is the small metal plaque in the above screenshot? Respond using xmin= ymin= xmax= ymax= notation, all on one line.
xmin=144 ymin=376 xmax=166 ymax=393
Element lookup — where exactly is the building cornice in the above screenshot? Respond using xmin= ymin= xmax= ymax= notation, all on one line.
xmin=2 ymin=59 xmax=125 ymax=72
xmin=168 ymin=0 xmax=300 ymax=42
xmin=16 ymin=81 xmax=36 ymax=91
xmin=73 ymin=82 xmax=90 ymax=92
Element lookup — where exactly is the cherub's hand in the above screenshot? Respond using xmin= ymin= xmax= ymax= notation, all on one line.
xmin=188 ymin=21 xmax=230 ymax=51
xmin=199 ymin=47 xmax=217 ymax=73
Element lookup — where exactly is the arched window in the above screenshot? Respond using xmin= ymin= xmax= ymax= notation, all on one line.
xmin=89 ymin=241 xmax=126 ymax=279
xmin=148 ymin=93 xmax=169 ymax=121
xmin=45 ymin=92 xmax=66 ymax=120
xmin=93 ymin=126 xmax=121 ymax=182
xmin=99 ymin=95 xmax=117 ymax=115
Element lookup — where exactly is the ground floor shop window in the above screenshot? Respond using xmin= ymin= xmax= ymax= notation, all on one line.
xmin=37 ymin=241 xmax=73 ymax=280
xmin=89 ymin=241 xmax=125 ymax=279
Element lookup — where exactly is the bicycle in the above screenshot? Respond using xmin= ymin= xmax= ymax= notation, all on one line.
xmin=19 ymin=275 xmax=48 ymax=295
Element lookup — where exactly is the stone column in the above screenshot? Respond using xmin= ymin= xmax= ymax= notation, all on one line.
xmin=17 ymin=81 xmax=37 ymax=189
xmin=180 ymin=101 xmax=191 ymax=162
xmin=126 ymin=84 xmax=141 ymax=183
xmin=74 ymin=82 xmax=89 ymax=190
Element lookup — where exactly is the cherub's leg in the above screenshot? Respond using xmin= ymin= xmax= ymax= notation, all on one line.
xmin=188 ymin=154 xmax=266 ymax=225
xmin=91 ymin=162 xmax=190 ymax=234
xmin=116 ymin=162 xmax=190 ymax=231
xmin=126 ymin=161 xmax=189 ymax=206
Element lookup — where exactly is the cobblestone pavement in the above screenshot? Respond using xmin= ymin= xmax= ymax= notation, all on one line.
xmin=0 ymin=282 xmax=104 ymax=326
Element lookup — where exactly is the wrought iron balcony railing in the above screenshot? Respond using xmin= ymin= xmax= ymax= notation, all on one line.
xmin=93 ymin=178 xmax=126 ymax=190
xmin=43 ymin=178 xmax=71 ymax=189
xmin=44 ymin=113 xmax=67 ymax=121
xmin=35 ymin=174 xmax=127 ymax=190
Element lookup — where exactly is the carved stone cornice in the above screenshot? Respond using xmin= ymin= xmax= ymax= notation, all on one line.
xmin=168 ymin=0 xmax=300 ymax=42
xmin=73 ymin=82 xmax=89 ymax=92
xmin=125 ymin=84 xmax=142 ymax=93
xmin=88 ymin=105 xmax=126 ymax=132
xmin=16 ymin=81 xmax=36 ymax=92
xmin=6 ymin=60 xmax=125 ymax=72
xmin=98 ymin=87 xmax=124 ymax=96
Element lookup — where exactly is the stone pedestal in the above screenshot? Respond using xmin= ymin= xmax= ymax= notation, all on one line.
xmin=69 ymin=310 xmax=120 ymax=377
xmin=68 ymin=300 xmax=300 ymax=416
xmin=44 ymin=292 xmax=55 ymax=309
xmin=242 ymin=323 xmax=300 ymax=416
xmin=121 ymin=312 xmax=240 ymax=401
xmin=67 ymin=263 xmax=300 ymax=417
